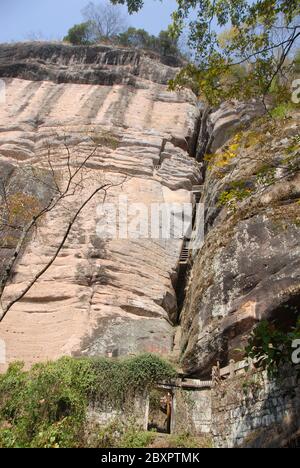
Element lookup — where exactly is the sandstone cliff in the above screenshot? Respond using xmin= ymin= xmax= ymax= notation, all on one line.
xmin=0 ymin=42 xmax=299 ymax=383
xmin=0 ymin=42 xmax=201 ymax=368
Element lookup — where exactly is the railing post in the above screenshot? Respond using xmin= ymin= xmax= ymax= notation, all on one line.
xmin=212 ymin=361 xmax=221 ymax=386
xmin=229 ymin=359 xmax=235 ymax=379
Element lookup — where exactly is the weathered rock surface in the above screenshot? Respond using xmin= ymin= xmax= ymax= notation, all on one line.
xmin=0 ymin=42 xmax=184 ymax=86
xmin=181 ymin=111 xmax=300 ymax=376
xmin=1 ymin=41 xmax=298 ymax=388
xmin=196 ymin=100 xmax=266 ymax=159
xmin=0 ymin=43 xmax=201 ymax=369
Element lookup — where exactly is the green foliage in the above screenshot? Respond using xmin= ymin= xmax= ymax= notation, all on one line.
xmin=90 ymin=353 xmax=176 ymax=409
xmin=111 ymin=0 xmax=144 ymax=13
xmin=0 ymin=192 xmax=41 ymax=231
xmin=241 ymin=376 xmax=263 ymax=396
xmin=169 ymin=432 xmax=213 ymax=449
xmin=87 ymin=419 xmax=156 ymax=448
xmin=63 ymin=22 xmax=93 ymax=45
xmin=218 ymin=181 xmax=253 ymax=211
xmin=157 ymin=29 xmax=179 ymax=57
xmin=0 ymin=358 xmax=92 ymax=448
xmin=112 ymin=0 xmax=300 ymax=104
xmin=91 ymin=131 xmax=120 ymax=150
xmin=205 ymin=133 xmax=242 ymax=177
xmin=256 ymin=164 xmax=276 ymax=186
xmin=269 ymin=81 xmax=292 ymax=107
xmin=286 ymin=133 xmax=300 ymax=155
xmin=169 ymin=432 xmax=197 ymax=448
xmin=118 ymin=26 xmax=180 ymax=55
xmin=283 ymin=134 xmax=300 ymax=176
xmin=254 ymin=132 xmax=299 ymax=187
xmin=105 ymin=25 xmax=181 ymax=57
xmin=65 ymin=9 xmax=181 ymax=57
xmin=91 ymin=419 xmax=125 ymax=448
xmin=0 ymin=354 xmax=175 ymax=448
xmin=118 ymin=27 xmax=156 ymax=49
xmin=243 ymin=130 xmax=267 ymax=148
xmin=149 ymin=388 xmax=162 ymax=408
xmin=270 ymin=102 xmax=295 ymax=120
xmin=0 ymin=191 xmax=42 ymax=248
xmin=120 ymin=428 xmax=156 ymax=448
xmin=245 ymin=319 xmax=300 ymax=377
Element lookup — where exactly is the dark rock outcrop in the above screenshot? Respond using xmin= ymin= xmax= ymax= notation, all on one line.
xmin=0 ymin=42 xmax=183 ymax=86
xmin=181 ymin=111 xmax=300 ymax=376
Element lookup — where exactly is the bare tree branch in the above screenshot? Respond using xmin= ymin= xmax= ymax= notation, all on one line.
xmin=0 ymin=135 xmax=127 ymax=321
xmin=82 ymin=1 xmax=127 ymax=40
xmin=0 ymin=176 xmax=126 ymax=322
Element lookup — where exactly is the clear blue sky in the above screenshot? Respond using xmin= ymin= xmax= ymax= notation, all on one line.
xmin=0 ymin=0 xmax=178 ymax=43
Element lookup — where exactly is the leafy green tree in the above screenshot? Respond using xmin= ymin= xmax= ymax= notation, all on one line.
xmin=117 ymin=27 xmax=180 ymax=56
xmin=63 ymin=22 xmax=93 ymax=45
xmin=157 ymin=29 xmax=179 ymax=56
xmin=111 ymin=0 xmax=300 ymax=104
xmin=117 ymin=27 xmax=156 ymax=48
xmin=63 ymin=19 xmax=181 ymax=58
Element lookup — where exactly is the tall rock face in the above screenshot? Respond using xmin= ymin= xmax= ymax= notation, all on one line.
xmin=1 ymin=42 xmax=298 ymax=384
xmin=196 ymin=100 xmax=266 ymax=158
xmin=0 ymin=42 xmax=201 ymax=369
xmin=181 ymin=109 xmax=300 ymax=376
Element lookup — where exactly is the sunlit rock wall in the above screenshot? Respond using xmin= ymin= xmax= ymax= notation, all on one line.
xmin=0 ymin=43 xmax=201 ymax=369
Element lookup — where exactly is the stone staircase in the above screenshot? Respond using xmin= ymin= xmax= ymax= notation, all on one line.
xmin=192 ymin=184 xmax=203 ymax=203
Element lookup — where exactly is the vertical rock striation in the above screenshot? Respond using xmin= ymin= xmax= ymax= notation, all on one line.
xmin=0 ymin=42 xmax=202 ymax=369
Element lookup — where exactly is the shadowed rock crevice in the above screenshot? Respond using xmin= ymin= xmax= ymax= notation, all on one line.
xmin=180 ymin=110 xmax=300 ymax=376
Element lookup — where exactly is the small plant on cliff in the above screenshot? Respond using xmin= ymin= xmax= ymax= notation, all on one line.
xmin=245 ymin=319 xmax=300 ymax=377
xmin=90 ymin=131 xmax=120 ymax=150
xmin=241 ymin=376 xmax=263 ymax=397
xmin=270 ymin=102 xmax=299 ymax=120
xmin=284 ymin=135 xmax=300 ymax=175
xmin=255 ymin=164 xmax=277 ymax=186
xmin=0 ymin=192 xmax=42 ymax=248
xmin=218 ymin=181 xmax=253 ymax=211
xmin=205 ymin=133 xmax=243 ymax=180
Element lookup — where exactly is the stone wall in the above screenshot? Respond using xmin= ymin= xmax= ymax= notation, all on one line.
xmin=88 ymin=393 xmax=149 ymax=431
xmin=211 ymin=367 xmax=300 ymax=448
xmin=87 ymin=385 xmax=213 ymax=436
xmin=172 ymin=387 xmax=212 ymax=435
xmin=84 ymin=367 xmax=299 ymax=448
